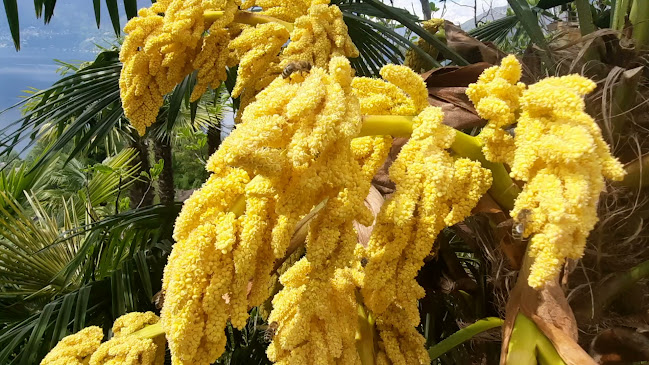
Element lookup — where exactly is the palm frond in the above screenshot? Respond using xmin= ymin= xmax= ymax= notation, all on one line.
xmin=0 ymin=159 xmax=55 ymax=207
xmin=335 ymin=0 xmax=448 ymax=74
xmin=0 ymin=50 xmax=124 ymax=170
xmin=0 ymin=199 xmax=178 ymax=363
xmin=0 ymin=192 xmax=83 ymax=296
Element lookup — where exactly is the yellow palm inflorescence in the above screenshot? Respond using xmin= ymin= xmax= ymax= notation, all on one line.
xmin=119 ymin=0 xmax=240 ymax=134
xmin=280 ymin=3 xmax=359 ymax=68
xmin=357 ymin=67 xmax=492 ymax=365
xmin=161 ymin=167 xmax=249 ymax=365
xmin=41 ymin=312 xmax=165 ymax=365
xmin=511 ymin=74 xmax=626 ymax=288
xmin=242 ymin=0 xmax=328 ymax=22
xmin=90 ymin=312 xmax=165 ymax=365
xmin=403 ymin=19 xmax=445 ymax=73
xmin=467 ymin=56 xmax=626 ymax=288
xmin=40 ymin=326 xmax=104 ymax=365
xmin=466 ymin=54 xmax=525 ymax=164
xmin=162 ymin=56 xmax=393 ymax=365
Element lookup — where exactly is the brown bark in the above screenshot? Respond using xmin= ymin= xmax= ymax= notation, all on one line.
xmin=153 ymin=137 xmax=175 ymax=205
xmin=129 ymin=134 xmax=154 ymax=208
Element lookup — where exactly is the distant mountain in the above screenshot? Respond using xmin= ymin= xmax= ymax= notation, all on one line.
xmin=460 ymin=6 xmax=509 ymax=31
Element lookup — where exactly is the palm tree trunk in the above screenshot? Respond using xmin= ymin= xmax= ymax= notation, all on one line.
xmin=207 ymin=124 xmax=221 ymax=157
xmin=129 ymin=134 xmax=154 ymax=208
xmin=153 ymin=138 xmax=175 ymax=204
xmin=420 ymin=0 xmax=432 ymax=20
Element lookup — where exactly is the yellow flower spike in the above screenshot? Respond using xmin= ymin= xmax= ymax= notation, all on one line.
xmin=445 ymin=158 xmax=493 ymax=226
xmin=509 ymin=73 xmax=625 ymax=289
xmin=261 ymin=65 xmax=390 ymax=363
xmin=241 ymin=0 xmax=328 ymax=22
xmin=89 ymin=336 xmax=158 ymax=365
xmin=353 ymin=64 xmax=429 ymax=116
xmin=362 ymin=106 xmax=492 ymax=365
xmin=378 ymin=64 xmax=430 ymax=114
xmin=162 ymin=212 xmax=237 ymax=365
xmin=89 ymin=313 xmax=164 ymax=365
xmin=466 ymin=54 xmax=525 ymax=164
xmin=280 ymin=4 xmax=359 ymax=68
xmin=229 ymin=22 xmax=290 ymax=98
xmin=208 ymin=58 xmax=365 ymax=261
xmin=229 ymin=176 xmax=277 ymax=328
xmin=404 ymin=19 xmax=445 ymax=73
xmin=40 ymin=326 xmax=104 ymax=365
xmin=120 ymin=0 xmax=240 ymax=134
xmin=161 ymin=167 xmax=251 ymax=365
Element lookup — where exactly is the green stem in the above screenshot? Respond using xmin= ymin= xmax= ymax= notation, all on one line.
xmin=356 ymin=293 xmax=377 ymax=365
xmin=612 ymin=0 xmax=631 ymax=30
xmin=360 ymin=115 xmax=520 ymax=210
xmin=451 ymin=132 xmax=519 ymax=211
xmin=616 ymin=153 xmax=649 ymax=188
xmin=132 ymin=322 xmax=164 ymax=339
xmin=630 ymin=0 xmax=649 ymax=49
xmin=427 ymin=317 xmax=504 ymax=360
xmin=506 ymin=314 xmax=566 ymax=365
xmin=575 ymin=0 xmax=596 ymax=35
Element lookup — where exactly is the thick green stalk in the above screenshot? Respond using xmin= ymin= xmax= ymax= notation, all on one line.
xmin=132 ymin=322 xmax=164 ymax=339
xmin=612 ymin=0 xmax=631 ymax=30
xmin=630 ymin=0 xmax=649 ymax=49
xmin=359 ymin=115 xmax=520 ymax=210
xmin=575 ymin=0 xmax=596 ymax=35
xmin=356 ymin=294 xmax=377 ymax=365
xmin=506 ymin=314 xmax=566 ymax=365
xmin=427 ymin=317 xmax=504 ymax=360
xmin=451 ymin=132 xmax=519 ymax=211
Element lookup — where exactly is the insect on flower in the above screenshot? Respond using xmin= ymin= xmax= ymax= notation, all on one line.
xmin=360 ymin=257 xmax=369 ymax=268
xmin=152 ymin=289 xmax=165 ymax=310
xmin=513 ymin=209 xmax=532 ymax=241
xmin=282 ymin=60 xmax=312 ymax=79
xmin=263 ymin=321 xmax=279 ymax=342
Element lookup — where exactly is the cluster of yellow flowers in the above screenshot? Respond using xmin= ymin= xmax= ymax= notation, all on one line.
xmin=267 ymin=136 xmax=390 ymax=364
xmin=41 ymin=326 xmax=104 ymax=365
xmin=466 ymin=55 xmax=525 ymax=163
xmin=120 ymin=0 xmax=358 ymax=134
xmin=280 ymin=4 xmax=359 ymax=69
xmin=161 ymin=167 xmax=249 ymax=364
xmin=120 ymin=0 xmax=240 ymax=134
xmin=360 ymin=103 xmax=491 ymax=364
xmin=352 ymin=64 xmax=430 ymax=115
xmin=242 ymin=0 xmax=327 ymax=22
xmin=468 ymin=56 xmax=625 ymax=288
xmin=91 ymin=312 xmax=165 ymax=365
xmin=163 ymin=57 xmax=393 ymax=365
xmin=403 ymin=19 xmax=445 ymax=73
xmin=41 ymin=312 xmax=164 ymax=365
xmin=229 ymin=23 xmax=290 ymax=99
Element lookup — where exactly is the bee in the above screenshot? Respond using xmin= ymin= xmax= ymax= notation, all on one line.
xmin=152 ymin=289 xmax=165 ymax=310
xmin=282 ymin=60 xmax=312 ymax=79
xmin=512 ymin=209 xmax=532 ymax=241
xmin=262 ymin=321 xmax=279 ymax=342
xmin=360 ymin=257 xmax=369 ymax=268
